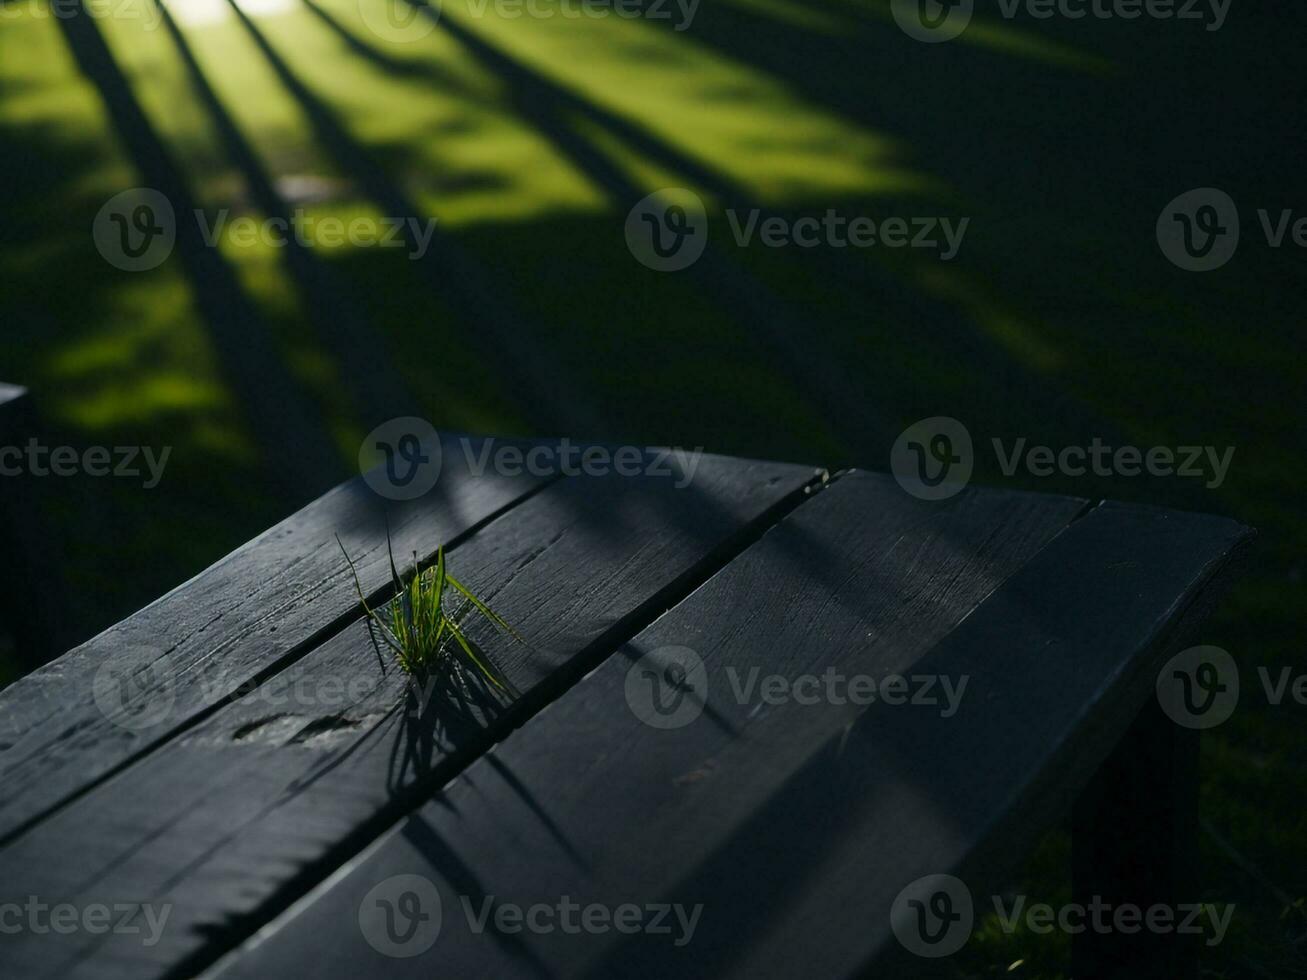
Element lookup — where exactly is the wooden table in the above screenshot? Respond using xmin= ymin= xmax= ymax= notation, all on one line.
xmin=0 ymin=438 xmax=1251 ymax=979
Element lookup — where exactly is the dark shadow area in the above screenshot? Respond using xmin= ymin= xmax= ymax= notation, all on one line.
xmin=384 ymin=656 xmax=513 ymax=794
xmin=222 ymin=0 xmax=603 ymax=436
xmin=0 ymin=3 xmax=1303 ymax=976
xmin=424 ymin=2 xmax=899 ymax=459
xmin=300 ymin=0 xmax=480 ymax=91
xmin=154 ymin=0 xmax=419 ymax=428
xmin=403 ymin=809 xmax=557 ymax=978
xmin=51 ymin=0 xmax=344 ymax=502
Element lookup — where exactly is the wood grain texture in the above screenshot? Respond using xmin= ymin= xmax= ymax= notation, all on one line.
xmin=0 ymin=435 xmax=550 ymax=845
xmin=0 ymin=456 xmax=820 ymax=980
xmin=208 ymin=470 xmax=1108 ymax=980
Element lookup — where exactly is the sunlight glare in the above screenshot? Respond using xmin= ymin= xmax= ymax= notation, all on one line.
xmin=168 ymin=0 xmax=295 ymax=26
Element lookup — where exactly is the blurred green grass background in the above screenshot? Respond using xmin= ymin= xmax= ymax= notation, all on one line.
xmin=0 ymin=0 xmax=1303 ymax=974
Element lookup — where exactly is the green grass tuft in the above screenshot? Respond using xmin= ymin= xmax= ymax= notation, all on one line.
xmin=337 ymin=531 xmax=521 ymax=697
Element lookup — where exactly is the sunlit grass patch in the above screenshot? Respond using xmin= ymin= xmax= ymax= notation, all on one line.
xmin=426 ymin=0 xmax=922 ymax=205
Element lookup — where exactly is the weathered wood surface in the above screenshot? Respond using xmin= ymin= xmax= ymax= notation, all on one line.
xmin=206 ymin=475 xmax=1250 ymax=980
xmin=0 ymin=435 xmax=550 ymax=844
xmin=0 ymin=455 xmax=819 ymax=980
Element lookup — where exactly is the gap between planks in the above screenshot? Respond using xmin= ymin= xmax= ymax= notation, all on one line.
xmin=0 ymin=473 xmax=563 ymax=852
xmin=155 ymin=467 xmax=828 ymax=980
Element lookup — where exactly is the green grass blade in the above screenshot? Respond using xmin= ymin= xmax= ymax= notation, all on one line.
xmin=445 ymin=618 xmax=510 ymax=694
xmin=446 ymin=573 xmax=524 ymax=643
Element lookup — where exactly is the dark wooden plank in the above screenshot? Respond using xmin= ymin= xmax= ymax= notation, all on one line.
xmin=211 ymin=484 xmax=1249 ymax=980
xmin=806 ymin=502 xmax=1249 ymax=980
xmin=205 ymin=470 xmax=1104 ymax=980
xmin=0 ymin=434 xmax=551 ymax=845
xmin=0 ymin=456 xmax=820 ymax=980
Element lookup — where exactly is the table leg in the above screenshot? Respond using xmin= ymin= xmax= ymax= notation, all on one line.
xmin=1072 ymin=695 xmax=1200 ymax=980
